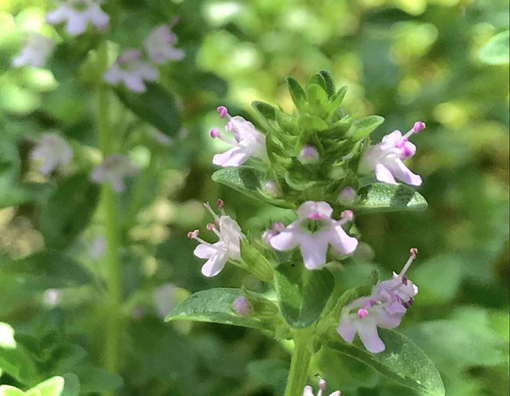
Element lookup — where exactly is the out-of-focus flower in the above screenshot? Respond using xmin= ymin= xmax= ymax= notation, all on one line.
xmin=30 ymin=133 xmax=73 ymax=175
xmin=303 ymin=378 xmax=341 ymax=396
xmin=143 ymin=22 xmax=184 ymax=64
xmin=103 ymin=49 xmax=159 ymax=93
xmin=359 ymin=122 xmax=426 ymax=186
xmin=337 ymin=186 xmax=357 ymax=205
xmin=233 ymin=296 xmax=253 ymax=316
xmin=269 ymin=201 xmax=358 ymax=270
xmin=337 ymin=248 xmax=419 ymax=353
xmin=43 ymin=289 xmax=61 ymax=308
xmin=12 ymin=33 xmax=55 ymax=68
xmin=153 ymin=284 xmax=177 ymax=318
xmin=88 ymin=235 xmax=106 ymax=260
xmin=91 ymin=154 xmax=138 ymax=192
xmin=46 ymin=0 xmax=109 ymax=36
xmin=188 ymin=200 xmax=243 ymax=277
xmin=264 ymin=180 xmax=281 ymax=198
xmin=210 ymin=106 xmax=267 ymax=167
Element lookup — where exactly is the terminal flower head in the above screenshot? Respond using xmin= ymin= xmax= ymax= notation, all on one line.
xmin=303 ymin=378 xmax=341 ymax=396
xmin=337 ymin=249 xmax=419 ymax=353
xmin=104 ymin=49 xmax=159 ymax=93
xmin=46 ymin=0 xmax=109 ymax=36
xmin=269 ymin=201 xmax=358 ymax=270
xmin=359 ymin=122 xmax=426 ymax=186
xmin=144 ymin=20 xmax=184 ymax=64
xmin=210 ymin=106 xmax=268 ymax=167
xmin=91 ymin=154 xmax=138 ymax=192
xmin=12 ymin=33 xmax=55 ymax=68
xmin=188 ymin=201 xmax=243 ymax=277
xmin=30 ymin=133 xmax=73 ymax=175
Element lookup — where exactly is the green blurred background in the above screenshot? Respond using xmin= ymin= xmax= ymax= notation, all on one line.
xmin=0 ymin=0 xmax=508 ymax=395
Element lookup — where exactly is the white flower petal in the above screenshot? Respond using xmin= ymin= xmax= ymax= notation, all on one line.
xmin=355 ymin=320 xmax=385 ymax=353
xmin=66 ymin=12 xmax=89 ymax=36
xmin=269 ymin=229 xmax=299 ymax=251
xmin=201 ymin=251 xmax=228 ymax=277
xmin=193 ymin=244 xmax=217 ymax=259
xmin=385 ymin=159 xmax=422 ymax=186
xmin=328 ymin=225 xmax=358 ymax=256
xmin=374 ymin=163 xmax=397 ymax=185
xmin=299 ymin=233 xmax=329 ymax=270
xmin=337 ymin=314 xmax=356 ymax=343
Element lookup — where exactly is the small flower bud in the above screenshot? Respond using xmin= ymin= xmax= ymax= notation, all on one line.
xmin=217 ymin=106 xmax=228 ymax=119
xmin=413 ymin=121 xmax=426 ymax=133
xmin=338 ymin=187 xmax=357 ymax=205
xmin=264 ymin=180 xmax=281 ymax=197
xmin=209 ymin=128 xmax=221 ymax=138
xmin=298 ymin=145 xmax=319 ymax=165
xmin=341 ymin=210 xmax=354 ymax=222
xmin=187 ymin=230 xmax=199 ymax=239
xmin=233 ymin=296 xmax=253 ymax=316
xmin=319 ymin=378 xmax=327 ymax=390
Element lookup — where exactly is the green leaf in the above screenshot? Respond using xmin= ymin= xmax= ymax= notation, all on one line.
xmin=285 ymin=76 xmax=307 ymax=112
xmin=115 ymin=83 xmax=181 ymax=138
xmin=0 ymin=250 xmax=93 ymax=289
xmin=77 ymin=368 xmax=123 ymax=394
xmin=325 ymin=86 xmax=348 ymax=119
xmin=350 ymin=115 xmax=385 ymax=140
xmin=212 ymin=166 xmax=295 ymax=209
xmin=0 ymin=386 xmax=24 ymax=396
xmin=305 ymin=84 xmax=329 ymax=117
xmin=479 ymin=30 xmax=510 ymax=65
xmin=328 ymin=329 xmax=445 ymax=396
xmin=37 ymin=173 xmax=99 ymax=249
xmin=351 ymin=183 xmax=428 ymax=213
xmin=319 ymin=70 xmax=336 ymax=97
xmin=240 ymin=239 xmax=274 ymax=283
xmin=274 ymin=262 xmax=335 ymax=328
xmin=60 ymin=374 xmax=80 ymax=396
xmin=0 ymin=323 xmax=38 ymax=385
xmin=29 ymin=377 xmax=64 ymax=396
xmin=165 ymin=288 xmax=276 ymax=332
xmin=297 ymin=114 xmax=329 ymax=133
xmin=252 ymin=101 xmax=277 ymax=131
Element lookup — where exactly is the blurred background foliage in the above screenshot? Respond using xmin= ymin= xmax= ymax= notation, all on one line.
xmin=0 ymin=0 xmax=508 ymax=395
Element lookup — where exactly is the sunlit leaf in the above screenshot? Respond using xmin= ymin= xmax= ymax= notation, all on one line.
xmin=350 ymin=183 xmax=428 ymax=213
xmin=479 ymin=30 xmax=510 ymax=65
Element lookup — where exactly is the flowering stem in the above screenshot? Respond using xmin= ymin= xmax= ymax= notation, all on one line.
xmin=97 ymin=41 xmax=121 ymax=388
xmin=284 ymin=329 xmax=313 ymax=396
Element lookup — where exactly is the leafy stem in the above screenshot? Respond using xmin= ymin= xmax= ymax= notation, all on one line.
xmin=284 ymin=329 xmax=313 ymax=396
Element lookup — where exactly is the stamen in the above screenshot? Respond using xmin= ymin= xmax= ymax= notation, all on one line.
xmin=211 ymin=227 xmax=223 ymax=239
xmin=217 ymin=106 xmax=228 ymax=119
xmin=404 ymin=121 xmax=426 ymax=139
xmin=204 ymin=202 xmax=219 ymax=220
xmin=209 ymin=128 xmax=221 ymax=138
xmin=399 ymin=248 xmax=418 ymax=277
xmin=187 ymin=230 xmax=199 ymax=239
xmin=206 ymin=223 xmax=215 ymax=231
xmin=357 ymin=308 xmax=369 ymax=319
xmin=217 ymin=198 xmax=224 ymax=210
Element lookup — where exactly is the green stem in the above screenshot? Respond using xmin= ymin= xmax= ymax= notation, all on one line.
xmin=284 ymin=330 xmax=313 ymax=396
xmin=97 ymin=42 xmax=121 ymax=385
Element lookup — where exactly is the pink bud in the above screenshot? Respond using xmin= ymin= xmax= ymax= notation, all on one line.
xmin=264 ymin=180 xmax=280 ymax=197
xmin=217 ymin=198 xmax=224 ymax=210
xmin=217 ymin=106 xmax=228 ymax=119
xmin=413 ymin=121 xmax=426 ymax=133
xmin=298 ymin=145 xmax=319 ymax=165
xmin=338 ymin=187 xmax=357 ymax=205
xmin=410 ymin=247 xmax=418 ymax=257
xmin=341 ymin=210 xmax=354 ymax=222
xmin=233 ymin=296 xmax=253 ymax=316
xmin=357 ymin=308 xmax=369 ymax=319
xmin=209 ymin=128 xmax=221 ymax=138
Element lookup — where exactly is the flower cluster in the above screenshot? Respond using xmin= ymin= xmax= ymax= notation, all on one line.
xmin=104 ymin=20 xmax=184 ymax=92
xmin=11 ymin=33 xmax=55 ymax=68
xmin=337 ymin=249 xmax=419 ymax=353
xmin=46 ymin=0 xmax=110 ymax=36
xmin=90 ymin=154 xmax=138 ymax=192
xmin=30 ymin=133 xmax=73 ymax=175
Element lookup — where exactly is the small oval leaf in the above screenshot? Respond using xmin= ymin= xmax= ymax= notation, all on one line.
xmin=286 ymin=76 xmax=307 ymax=112
xmin=351 ymin=183 xmax=428 ymax=213
xmin=351 ymin=116 xmax=385 ymax=140
xmin=212 ymin=166 xmax=295 ymax=209
xmin=328 ymin=329 xmax=445 ymax=396
xmin=274 ymin=263 xmax=335 ymax=328
xmin=165 ymin=288 xmax=276 ymax=332
xmin=479 ymin=30 xmax=509 ymax=65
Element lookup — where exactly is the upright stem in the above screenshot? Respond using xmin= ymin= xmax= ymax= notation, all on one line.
xmin=97 ymin=42 xmax=121 ymax=384
xmin=284 ymin=330 xmax=313 ymax=396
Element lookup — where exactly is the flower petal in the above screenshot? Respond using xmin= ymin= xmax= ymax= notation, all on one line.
xmin=328 ymin=225 xmax=358 ymax=256
xmin=355 ymin=320 xmax=385 ymax=353
xmin=213 ymin=147 xmax=250 ymax=167
xmin=299 ymin=233 xmax=329 ymax=270
xmin=201 ymin=251 xmax=228 ymax=277
xmin=374 ymin=163 xmax=397 ymax=185
xmin=193 ymin=244 xmax=217 ymax=259
xmin=270 ymin=229 xmax=299 ymax=251
xmin=385 ymin=159 xmax=422 ymax=186
xmin=337 ymin=314 xmax=356 ymax=343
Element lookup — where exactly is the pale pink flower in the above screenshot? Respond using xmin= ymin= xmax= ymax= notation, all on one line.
xmin=91 ymin=154 xmax=138 ymax=192
xmin=337 ymin=186 xmax=357 ymax=205
xmin=12 ymin=33 xmax=55 ymax=68
xmin=298 ymin=145 xmax=319 ymax=165
xmin=269 ymin=201 xmax=358 ymax=270
xmin=46 ymin=0 xmax=109 ymax=36
xmin=143 ymin=22 xmax=184 ymax=64
xmin=233 ymin=296 xmax=253 ymax=316
xmin=30 ymin=133 xmax=73 ymax=175
xmin=153 ymin=284 xmax=177 ymax=318
xmin=337 ymin=248 xmax=419 ymax=353
xmin=303 ymin=378 xmax=341 ymax=396
xmin=359 ymin=122 xmax=426 ymax=186
xmin=210 ymin=106 xmax=268 ymax=167
xmin=188 ymin=201 xmax=243 ymax=277
xmin=103 ymin=49 xmax=159 ymax=93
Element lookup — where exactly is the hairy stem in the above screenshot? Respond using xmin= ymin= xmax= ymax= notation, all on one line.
xmin=284 ymin=329 xmax=313 ymax=396
xmin=97 ymin=41 xmax=121 ymax=389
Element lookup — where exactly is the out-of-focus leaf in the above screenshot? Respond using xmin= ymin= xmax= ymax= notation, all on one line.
xmin=28 ymin=376 xmax=65 ymax=396
xmin=212 ymin=166 xmax=295 ymax=208
xmin=37 ymin=173 xmax=99 ymax=248
xmin=329 ymin=329 xmax=445 ymax=396
xmin=479 ymin=30 xmax=510 ymax=65
xmin=165 ymin=288 xmax=276 ymax=332
xmin=319 ymin=70 xmax=336 ymax=97
xmin=0 ymin=386 xmax=24 ymax=396
xmin=351 ymin=183 xmax=428 ymax=213
xmin=0 ymin=250 xmax=93 ymax=289
xmin=274 ymin=262 xmax=334 ymax=328
xmin=77 ymin=368 xmax=123 ymax=394
xmin=115 ymin=83 xmax=181 ymax=138
xmin=0 ymin=323 xmax=38 ymax=386
xmin=248 ymin=359 xmax=288 ymax=395
xmin=59 ymin=374 xmax=80 ymax=396
xmin=350 ymin=115 xmax=385 ymax=140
